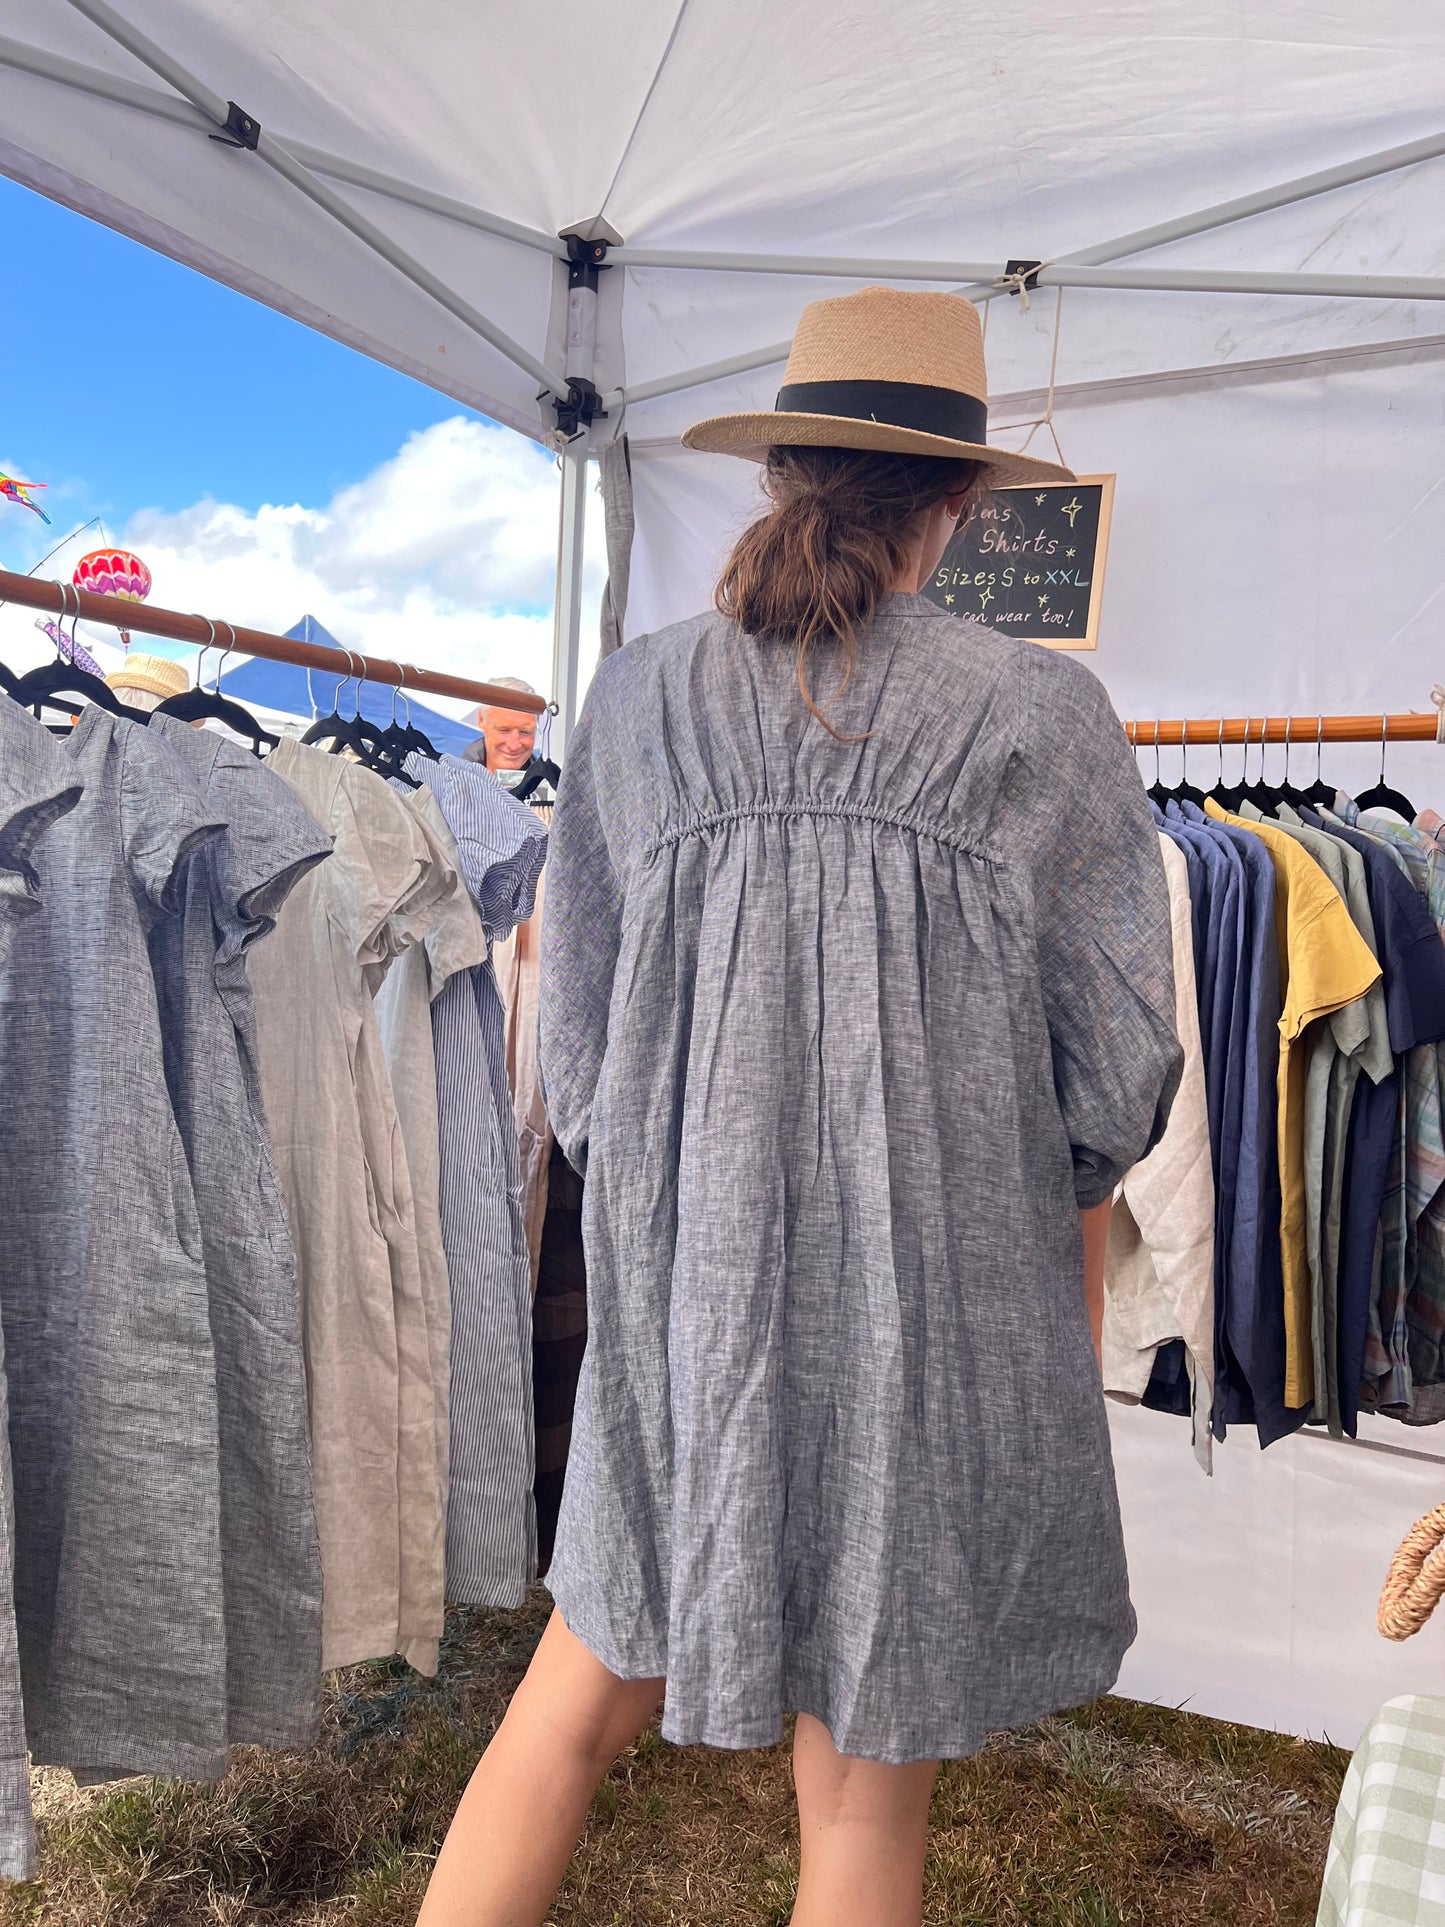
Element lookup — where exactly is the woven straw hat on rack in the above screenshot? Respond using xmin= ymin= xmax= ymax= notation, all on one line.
xmin=683 ymin=285 xmax=1073 ymax=488
xmin=1378 ymin=1498 xmax=1445 ymax=1641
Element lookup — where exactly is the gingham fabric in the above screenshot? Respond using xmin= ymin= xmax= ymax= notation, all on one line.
xmin=1318 ymin=1695 xmax=1445 ymax=1926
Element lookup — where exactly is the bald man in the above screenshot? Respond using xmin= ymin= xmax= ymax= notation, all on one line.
xmin=465 ymin=676 xmax=539 ymax=771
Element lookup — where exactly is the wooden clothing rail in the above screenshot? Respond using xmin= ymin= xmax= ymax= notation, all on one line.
xmin=1124 ymin=712 xmax=1441 ymax=747
xmin=0 ymin=568 xmax=546 ymax=714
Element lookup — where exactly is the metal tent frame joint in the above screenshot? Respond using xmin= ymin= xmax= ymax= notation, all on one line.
xmin=210 ymin=100 xmax=260 ymax=150
xmin=551 ymin=376 xmax=606 ymax=440
xmin=1003 ymin=258 xmax=1043 ymax=294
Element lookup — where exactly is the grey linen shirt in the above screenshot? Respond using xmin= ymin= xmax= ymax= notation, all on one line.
xmin=0 ymin=707 xmax=232 ymax=1782
xmin=540 ymin=596 xmax=1181 ymax=1763
xmin=0 ymin=697 xmax=84 ymax=1875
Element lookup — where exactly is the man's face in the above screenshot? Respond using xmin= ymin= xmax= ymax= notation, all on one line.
xmin=481 ymin=704 xmax=537 ymax=769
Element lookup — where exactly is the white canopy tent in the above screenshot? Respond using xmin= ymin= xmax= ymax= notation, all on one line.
xmin=5 ymin=0 xmax=1445 ymax=1745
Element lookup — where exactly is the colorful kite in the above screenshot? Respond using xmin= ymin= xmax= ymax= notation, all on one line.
xmin=0 ymin=473 xmax=50 ymax=523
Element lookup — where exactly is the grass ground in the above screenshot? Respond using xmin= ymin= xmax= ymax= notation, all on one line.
xmin=2 ymin=1593 xmax=1346 ymax=1926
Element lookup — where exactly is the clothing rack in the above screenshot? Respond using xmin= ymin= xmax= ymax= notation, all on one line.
xmin=1125 ymin=712 xmax=1441 ymax=746
xmin=0 ymin=567 xmax=546 ymax=714
xmin=1133 ymin=698 xmax=1445 ymax=1472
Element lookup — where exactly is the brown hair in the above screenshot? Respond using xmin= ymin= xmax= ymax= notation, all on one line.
xmin=715 ymin=444 xmax=983 ymax=733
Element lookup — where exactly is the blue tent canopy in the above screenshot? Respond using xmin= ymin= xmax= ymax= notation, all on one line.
xmin=220 ymin=615 xmax=481 ymax=757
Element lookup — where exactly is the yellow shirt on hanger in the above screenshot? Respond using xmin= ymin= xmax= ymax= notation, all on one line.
xmin=1205 ymin=799 xmax=1381 ymax=1409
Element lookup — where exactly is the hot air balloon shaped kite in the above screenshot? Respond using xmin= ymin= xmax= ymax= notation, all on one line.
xmin=73 ymin=548 xmax=152 ymax=649
xmin=0 ymin=473 xmax=50 ymax=523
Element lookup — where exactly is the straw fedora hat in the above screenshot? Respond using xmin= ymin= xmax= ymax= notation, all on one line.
xmin=683 ymin=286 xmax=1073 ymax=487
xmin=105 ymin=654 xmax=189 ymax=703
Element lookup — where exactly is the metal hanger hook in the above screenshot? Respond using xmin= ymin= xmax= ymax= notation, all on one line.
xmin=334 ymin=648 xmax=358 ymax=714
xmin=212 ymin=620 xmax=237 ymax=694
xmin=1216 ymin=717 xmax=1226 ymax=785
xmin=192 ymin=616 xmax=217 ymax=693
xmin=1379 ymin=713 xmax=1390 ymax=786
xmin=1283 ymin=714 xmax=1293 ymax=787
xmin=1153 ymin=719 xmax=1162 ymax=786
xmin=1316 ymin=712 xmax=1325 ymax=784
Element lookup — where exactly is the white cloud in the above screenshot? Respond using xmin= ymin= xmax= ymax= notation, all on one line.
xmin=1 ymin=418 xmax=606 ymax=716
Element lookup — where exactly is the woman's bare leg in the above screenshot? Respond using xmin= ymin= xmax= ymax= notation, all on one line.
xmin=415 ymin=1610 xmax=664 ymax=1927
xmin=790 ymin=1712 xmax=939 ymax=1927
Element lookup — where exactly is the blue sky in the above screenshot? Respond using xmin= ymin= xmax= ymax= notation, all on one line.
xmin=0 ymin=173 xmax=464 ymax=548
xmin=0 ymin=175 xmax=589 ymax=698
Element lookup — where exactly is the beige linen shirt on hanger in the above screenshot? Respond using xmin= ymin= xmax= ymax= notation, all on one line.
xmin=374 ymin=785 xmax=489 ymax=1670
xmin=251 ymin=739 xmax=449 ymax=1673
xmin=1104 ymin=834 xmax=1217 ymax=1470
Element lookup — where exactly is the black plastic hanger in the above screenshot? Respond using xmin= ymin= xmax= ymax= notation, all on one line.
xmin=1145 ymin=722 xmax=1169 ymax=808
xmin=1354 ymin=716 xmax=1417 ymax=822
xmin=1156 ymin=724 xmax=1209 ymax=813
xmin=1160 ymin=724 xmax=1207 ymax=810
xmin=1209 ymin=716 xmax=1252 ymax=813
xmin=512 ymin=753 xmax=562 ymax=804
xmin=1301 ymin=715 xmax=1336 ymax=810
xmin=369 ymin=674 xmax=437 ymax=787
xmin=155 ymin=622 xmax=279 ymax=756
xmin=301 ymin=655 xmax=392 ymax=770
xmin=12 ymin=655 xmax=150 ymax=727
xmin=1269 ymin=716 xmax=1311 ymax=813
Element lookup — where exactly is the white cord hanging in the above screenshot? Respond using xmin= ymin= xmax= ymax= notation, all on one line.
xmin=989 ymin=285 xmax=1070 ymax=472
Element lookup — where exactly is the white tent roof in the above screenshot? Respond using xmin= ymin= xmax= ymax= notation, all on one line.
xmin=7 ymin=2 xmax=1445 ymax=1747
xmin=4 ymin=2 xmax=1444 ymax=441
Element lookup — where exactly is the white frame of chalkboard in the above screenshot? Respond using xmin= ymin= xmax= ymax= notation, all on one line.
xmin=979 ymin=472 xmax=1115 ymax=652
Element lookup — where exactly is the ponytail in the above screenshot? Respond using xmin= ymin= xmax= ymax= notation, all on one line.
xmin=715 ymin=445 xmax=982 ymax=734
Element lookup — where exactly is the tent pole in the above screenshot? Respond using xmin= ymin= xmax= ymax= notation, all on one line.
xmin=57 ymin=0 xmax=570 ymax=400
xmin=603 ymin=257 xmax=1445 ymax=410
xmin=551 ymin=445 xmax=589 ymax=755
xmin=0 ymin=35 xmax=570 ymax=259
xmin=1031 ymin=128 xmax=1445 ymax=275
xmin=1038 ymin=263 xmax=1445 ymax=300
xmin=611 ymin=246 xmax=1005 ymax=279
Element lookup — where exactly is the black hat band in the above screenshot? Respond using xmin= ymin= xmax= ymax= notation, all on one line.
xmin=774 ymin=379 xmax=988 ymax=446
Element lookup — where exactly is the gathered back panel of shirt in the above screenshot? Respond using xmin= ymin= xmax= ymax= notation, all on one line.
xmin=1205 ymin=801 xmax=1381 ymax=1412
xmin=249 ymin=738 xmax=448 ymax=1672
xmin=0 ymin=706 xmax=232 ymax=1782
xmin=146 ymin=713 xmax=333 ymax=1744
xmin=402 ymin=752 xmax=547 ymax=1607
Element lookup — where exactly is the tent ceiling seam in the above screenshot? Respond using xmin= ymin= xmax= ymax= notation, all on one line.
xmin=594 ymin=0 xmax=695 ymax=228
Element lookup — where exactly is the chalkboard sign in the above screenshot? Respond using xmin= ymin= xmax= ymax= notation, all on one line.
xmin=923 ymin=474 xmax=1114 ymax=650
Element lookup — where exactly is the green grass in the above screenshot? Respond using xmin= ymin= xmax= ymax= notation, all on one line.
xmin=2 ymin=1593 xmax=1347 ymax=1925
